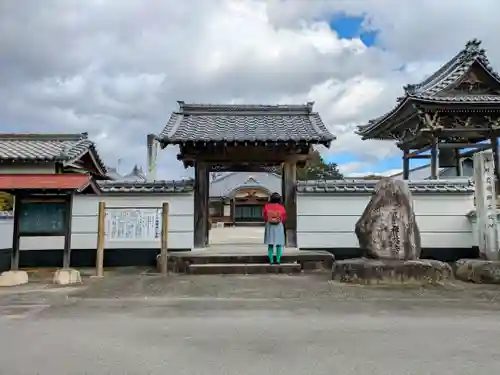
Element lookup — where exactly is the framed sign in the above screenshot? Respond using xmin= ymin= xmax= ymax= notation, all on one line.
xmin=18 ymin=201 xmax=67 ymax=236
xmin=105 ymin=208 xmax=161 ymax=242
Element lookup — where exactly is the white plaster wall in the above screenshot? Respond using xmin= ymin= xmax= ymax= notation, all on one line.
xmin=297 ymin=193 xmax=475 ymax=249
xmin=0 ymin=193 xmax=194 ymax=251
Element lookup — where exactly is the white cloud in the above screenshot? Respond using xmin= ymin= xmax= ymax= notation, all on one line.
xmin=338 ymin=162 xmax=366 ymax=175
xmin=338 ymin=161 xmax=401 ymax=178
xmin=266 ymin=0 xmax=500 ymax=65
xmin=0 ymin=0 xmax=498 ymax=178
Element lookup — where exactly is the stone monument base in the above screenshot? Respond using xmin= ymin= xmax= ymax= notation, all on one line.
xmin=52 ymin=268 xmax=82 ymax=285
xmin=454 ymin=259 xmax=500 ymax=284
xmin=0 ymin=270 xmax=29 ymax=287
xmin=332 ymin=258 xmax=452 ymax=284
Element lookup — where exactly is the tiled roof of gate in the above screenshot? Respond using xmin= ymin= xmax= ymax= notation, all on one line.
xmin=0 ymin=133 xmax=107 ymax=174
xmin=97 ymin=179 xmax=194 ymax=193
xmin=158 ymin=102 xmax=335 ymax=145
xmin=296 ymin=179 xmax=475 ymax=194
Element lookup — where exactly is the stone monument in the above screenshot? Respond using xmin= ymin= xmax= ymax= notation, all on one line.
xmin=332 ymin=178 xmax=452 ymax=284
xmin=472 ymin=150 xmax=499 ymax=261
xmin=455 ymin=150 xmax=500 ymax=284
xmin=355 ymin=178 xmax=420 ymax=260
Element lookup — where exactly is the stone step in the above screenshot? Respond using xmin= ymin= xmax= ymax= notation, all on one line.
xmin=187 ymin=263 xmax=302 ymax=275
xmin=175 ymin=254 xmax=329 ymax=264
xmin=166 ymin=253 xmax=334 ymax=273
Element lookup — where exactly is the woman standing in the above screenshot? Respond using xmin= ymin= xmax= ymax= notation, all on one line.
xmin=263 ymin=192 xmax=287 ymax=264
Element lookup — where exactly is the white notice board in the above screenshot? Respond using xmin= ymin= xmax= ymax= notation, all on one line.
xmin=105 ymin=208 xmax=161 ymax=242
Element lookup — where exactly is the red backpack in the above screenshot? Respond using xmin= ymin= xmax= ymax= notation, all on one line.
xmin=267 ymin=206 xmax=282 ymax=224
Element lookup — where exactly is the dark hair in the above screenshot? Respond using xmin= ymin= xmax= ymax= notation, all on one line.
xmin=269 ymin=192 xmax=281 ymax=204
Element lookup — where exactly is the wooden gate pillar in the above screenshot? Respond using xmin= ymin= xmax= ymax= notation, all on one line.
xmin=11 ymin=194 xmax=21 ymax=270
xmin=281 ymin=161 xmax=297 ymax=248
xmin=62 ymin=194 xmax=74 ymax=268
xmin=194 ymin=162 xmax=209 ymax=248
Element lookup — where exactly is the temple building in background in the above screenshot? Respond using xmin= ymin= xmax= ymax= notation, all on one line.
xmin=209 ymin=172 xmax=281 ymax=226
xmin=357 ymin=39 xmax=500 ymax=187
xmin=106 ymin=165 xmax=147 ymax=182
xmin=391 ymin=153 xmax=476 ymax=180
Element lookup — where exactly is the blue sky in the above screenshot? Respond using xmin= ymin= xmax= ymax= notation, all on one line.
xmin=330 ymin=14 xmax=378 ymax=47
xmin=325 ymin=15 xmax=419 ymax=176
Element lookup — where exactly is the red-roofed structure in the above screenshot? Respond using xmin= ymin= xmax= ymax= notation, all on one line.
xmin=0 ymin=174 xmax=98 ymax=192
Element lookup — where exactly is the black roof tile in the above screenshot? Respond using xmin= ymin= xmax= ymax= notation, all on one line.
xmin=158 ymin=102 xmax=335 ymax=146
xmin=357 ymin=39 xmax=500 ymax=138
xmin=0 ymin=133 xmax=107 ymax=174
xmin=97 ymin=179 xmax=194 ymax=194
xmin=297 ymin=179 xmax=475 ymax=194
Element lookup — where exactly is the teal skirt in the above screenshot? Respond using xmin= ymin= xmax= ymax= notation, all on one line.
xmin=264 ymin=222 xmax=285 ymax=246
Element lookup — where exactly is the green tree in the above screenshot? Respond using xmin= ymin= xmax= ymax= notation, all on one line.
xmin=299 ymin=150 xmax=344 ymax=180
xmin=270 ymin=150 xmax=344 ymax=180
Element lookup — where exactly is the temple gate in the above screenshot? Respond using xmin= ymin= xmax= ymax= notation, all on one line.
xmin=156 ymin=102 xmax=335 ymax=248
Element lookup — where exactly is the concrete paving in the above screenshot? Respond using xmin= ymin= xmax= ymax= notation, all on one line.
xmin=1 ymin=274 xmax=500 ymax=374
xmin=197 ymin=227 xmax=298 ymax=254
xmin=209 ymin=226 xmax=264 ymax=245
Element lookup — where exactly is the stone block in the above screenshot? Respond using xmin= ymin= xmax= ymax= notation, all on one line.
xmin=355 ymin=178 xmax=421 ymax=260
xmin=52 ymin=268 xmax=82 ymax=285
xmin=455 ymin=259 xmax=500 ymax=284
xmin=0 ymin=270 xmax=29 ymax=287
xmin=188 ymin=263 xmax=302 ymax=275
xmin=300 ymin=261 xmax=325 ymax=271
xmin=332 ymin=258 xmax=452 ymax=284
